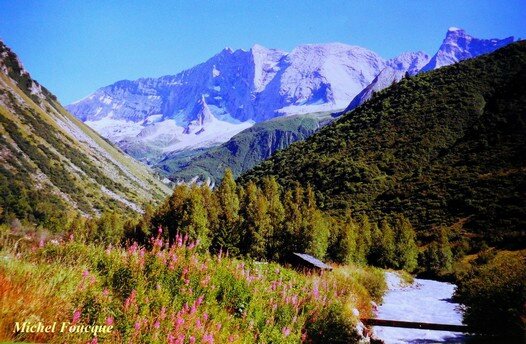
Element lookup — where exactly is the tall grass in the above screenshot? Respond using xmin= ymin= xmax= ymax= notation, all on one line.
xmin=0 ymin=232 xmax=385 ymax=343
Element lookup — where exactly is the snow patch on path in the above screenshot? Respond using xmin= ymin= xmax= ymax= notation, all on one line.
xmin=374 ymin=272 xmax=467 ymax=343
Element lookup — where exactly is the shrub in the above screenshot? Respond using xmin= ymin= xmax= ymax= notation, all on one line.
xmin=454 ymin=250 xmax=526 ymax=336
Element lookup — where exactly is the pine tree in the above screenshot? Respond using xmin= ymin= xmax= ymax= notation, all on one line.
xmin=368 ymin=221 xmax=383 ymax=265
xmin=180 ymin=185 xmax=210 ymax=250
xmin=378 ymin=218 xmax=396 ymax=268
xmin=213 ymin=168 xmax=241 ymax=255
xmin=240 ymin=182 xmax=271 ymax=259
xmin=301 ymin=185 xmax=329 ymax=259
xmin=282 ymin=187 xmax=303 ymax=258
xmin=394 ymin=214 xmax=418 ymax=272
xmin=329 ymin=213 xmax=357 ymax=264
xmin=438 ymin=228 xmax=453 ymax=273
xmin=262 ymin=176 xmax=285 ymax=260
xmin=356 ymin=214 xmax=372 ymax=264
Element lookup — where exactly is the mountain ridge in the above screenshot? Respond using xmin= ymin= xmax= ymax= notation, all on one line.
xmin=240 ymin=41 xmax=526 ymax=245
xmin=0 ymin=40 xmax=171 ymax=229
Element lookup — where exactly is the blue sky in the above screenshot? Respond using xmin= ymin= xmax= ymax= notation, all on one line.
xmin=1 ymin=0 xmax=524 ymax=104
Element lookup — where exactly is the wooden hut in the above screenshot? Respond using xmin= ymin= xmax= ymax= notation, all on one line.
xmin=289 ymin=253 xmax=333 ymax=272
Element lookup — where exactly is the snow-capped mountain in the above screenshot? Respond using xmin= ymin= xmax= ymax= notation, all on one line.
xmin=67 ymin=43 xmax=385 ymax=161
xmin=345 ymin=51 xmax=430 ymax=111
xmin=420 ymin=27 xmax=514 ymax=72
xmin=346 ymin=28 xmax=514 ymax=111
xmin=67 ymin=29 xmax=515 ymax=163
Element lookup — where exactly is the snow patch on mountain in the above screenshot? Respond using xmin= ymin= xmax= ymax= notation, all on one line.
xmin=67 ymin=30 xmax=514 ymax=162
xmin=68 ymin=42 xmax=385 ymax=161
xmin=420 ymin=27 xmax=514 ymax=72
xmin=345 ymin=51 xmax=429 ymax=111
xmin=346 ymin=29 xmax=513 ymax=112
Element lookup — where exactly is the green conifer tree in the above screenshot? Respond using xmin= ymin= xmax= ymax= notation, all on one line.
xmin=394 ymin=214 xmax=418 ymax=272
xmin=213 ymin=168 xmax=241 ymax=255
xmin=378 ymin=218 xmax=396 ymax=268
xmin=262 ymin=176 xmax=285 ymax=260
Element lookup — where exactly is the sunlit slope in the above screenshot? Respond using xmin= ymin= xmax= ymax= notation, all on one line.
xmin=241 ymin=41 xmax=526 ymax=245
xmin=0 ymin=40 xmax=170 ymax=226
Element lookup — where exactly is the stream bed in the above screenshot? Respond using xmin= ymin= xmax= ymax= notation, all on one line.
xmin=373 ymin=272 xmax=467 ymax=344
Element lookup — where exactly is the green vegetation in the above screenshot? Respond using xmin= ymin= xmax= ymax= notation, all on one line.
xmin=0 ymin=226 xmax=385 ymax=343
xmin=241 ymin=41 xmax=526 ymax=248
xmin=158 ymin=112 xmax=333 ymax=184
xmin=141 ymin=169 xmax=419 ymax=273
xmin=0 ymin=40 xmax=170 ymax=233
xmin=454 ymin=250 xmax=526 ymax=336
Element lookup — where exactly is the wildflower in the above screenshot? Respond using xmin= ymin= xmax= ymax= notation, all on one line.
xmin=134 ymin=321 xmax=141 ymax=331
xmin=312 ymin=281 xmax=320 ymax=299
xmin=160 ymin=306 xmax=167 ymax=320
xmin=72 ymin=309 xmax=81 ymax=324
xmin=90 ymin=336 xmax=98 ymax=344
xmin=176 ymin=234 xmax=183 ymax=247
xmin=282 ymin=327 xmax=291 ymax=337
xmin=158 ymin=226 xmax=163 ymax=235
xmin=189 ymin=336 xmax=196 ymax=344
xmin=154 ymin=320 xmax=160 ymax=329
xmin=105 ymin=316 xmax=114 ymax=326
xmin=202 ymin=333 xmax=214 ymax=344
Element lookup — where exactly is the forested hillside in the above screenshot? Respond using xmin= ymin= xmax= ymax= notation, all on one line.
xmin=241 ymin=41 xmax=526 ymax=246
xmin=160 ymin=112 xmax=333 ymax=184
xmin=0 ymin=41 xmax=170 ymax=231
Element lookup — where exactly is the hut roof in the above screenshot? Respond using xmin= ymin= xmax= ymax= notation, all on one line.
xmin=292 ymin=253 xmax=332 ymax=270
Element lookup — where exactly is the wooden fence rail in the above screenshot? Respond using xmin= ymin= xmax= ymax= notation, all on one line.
xmin=362 ymin=318 xmax=471 ymax=332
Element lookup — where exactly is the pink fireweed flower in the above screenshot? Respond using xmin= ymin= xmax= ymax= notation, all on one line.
xmin=134 ymin=321 xmax=141 ymax=331
xmin=189 ymin=336 xmax=196 ymax=344
xmin=200 ymin=275 xmax=211 ymax=287
xmin=160 ymin=306 xmax=167 ymax=320
xmin=128 ymin=242 xmax=138 ymax=255
xmin=158 ymin=226 xmax=163 ymax=235
xmin=202 ymin=333 xmax=214 ymax=344
xmin=176 ymin=234 xmax=183 ymax=247
xmin=282 ymin=327 xmax=291 ymax=337
xmin=124 ymin=290 xmax=137 ymax=311
xmin=82 ymin=270 xmax=90 ymax=279
xmin=90 ymin=336 xmax=98 ymax=344
xmin=105 ymin=316 xmax=114 ymax=326
xmin=72 ymin=309 xmax=81 ymax=324
xmin=102 ymin=288 xmax=109 ymax=296
xmin=174 ymin=315 xmax=184 ymax=330
xmin=154 ymin=320 xmax=160 ymax=329
xmin=39 ymin=239 xmax=44 ymax=248
xmin=312 ymin=281 xmax=320 ymax=299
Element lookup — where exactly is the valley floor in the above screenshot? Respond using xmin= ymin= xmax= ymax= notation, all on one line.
xmin=373 ymin=272 xmax=466 ymax=344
